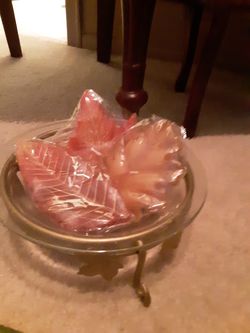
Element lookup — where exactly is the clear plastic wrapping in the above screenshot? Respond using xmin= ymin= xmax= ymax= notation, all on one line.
xmin=16 ymin=89 xmax=187 ymax=234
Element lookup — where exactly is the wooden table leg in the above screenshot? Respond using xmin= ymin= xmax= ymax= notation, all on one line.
xmin=97 ymin=0 xmax=115 ymax=63
xmin=175 ymin=4 xmax=203 ymax=92
xmin=183 ymin=8 xmax=230 ymax=137
xmin=0 ymin=0 xmax=22 ymax=57
xmin=116 ymin=0 xmax=156 ymax=113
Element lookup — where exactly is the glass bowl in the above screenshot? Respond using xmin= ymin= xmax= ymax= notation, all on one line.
xmin=0 ymin=121 xmax=206 ymax=255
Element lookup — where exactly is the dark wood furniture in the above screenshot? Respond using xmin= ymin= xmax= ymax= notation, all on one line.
xmin=97 ymin=0 xmax=116 ymax=63
xmin=0 ymin=0 xmax=22 ymax=57
xmin=97 ymin=0 xmax=249 ymax=137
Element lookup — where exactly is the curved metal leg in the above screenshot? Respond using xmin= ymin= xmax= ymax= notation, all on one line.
xmin=133 ymin=242 xmax=151 ymax=307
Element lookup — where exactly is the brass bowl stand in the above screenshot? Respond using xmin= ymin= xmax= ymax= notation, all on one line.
xmin=0 ymin=126 xmax=205 ymax=307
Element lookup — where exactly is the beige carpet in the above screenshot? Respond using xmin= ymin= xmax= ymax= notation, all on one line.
xmin=0 ymin=122 xmax=249 ymax=333
xmin=0 ymin=34 xmax=249 ymax=136
xmin=0 ymin=30 xmax=250 ymax=332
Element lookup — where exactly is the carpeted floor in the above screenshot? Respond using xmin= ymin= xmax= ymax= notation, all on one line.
xmin=0 ymin=34 xmax=249 ymax=136
xmin=0 ymin=30 xmax=250 ymax=333
xmin=0 ymin=122 xmax=249 ymax=333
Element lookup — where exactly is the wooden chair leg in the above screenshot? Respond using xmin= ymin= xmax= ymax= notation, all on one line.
xmin=183 ymin=9 xmax=230 ymax=137
xmin=0 ymin=0 xmax=22 ymax=57
xmin=116 ymin=0 xmax=156 ymax=113
xmin=97 ymin=0 xmax=115 ymax=63
xmin=175 ymin=4 xmax=203 ymax=92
